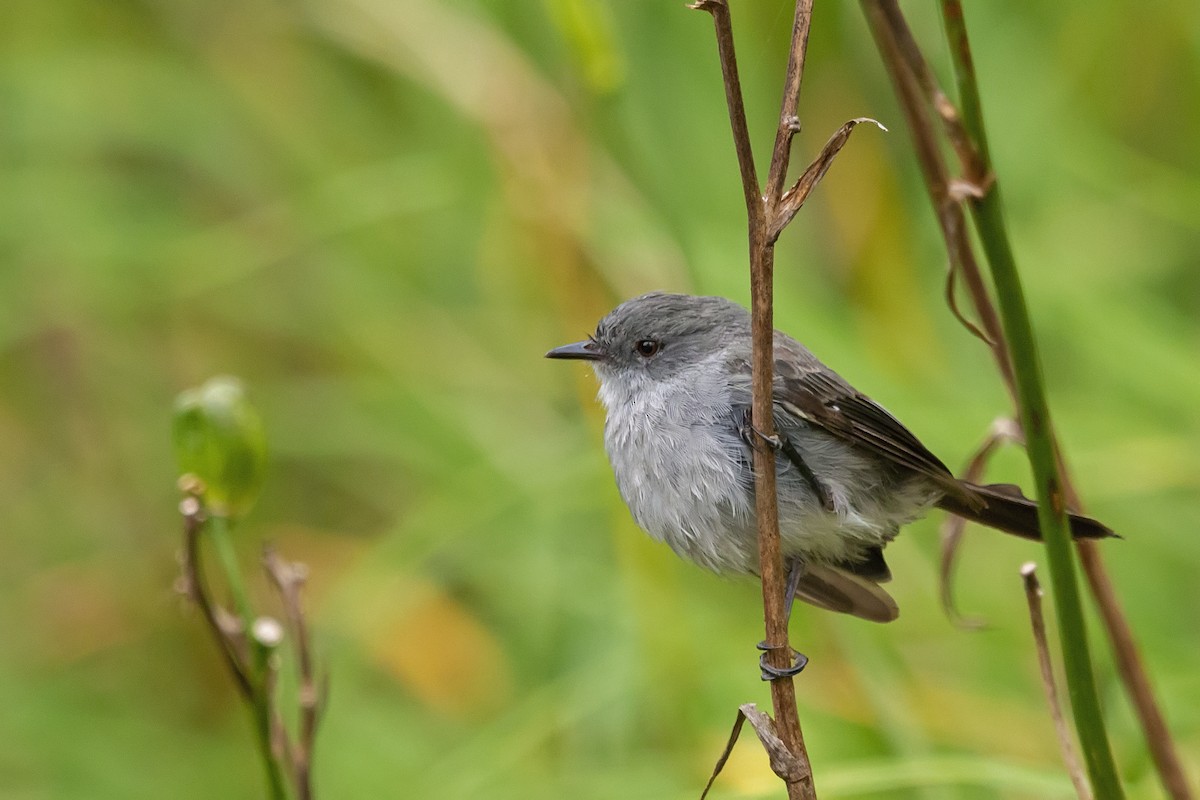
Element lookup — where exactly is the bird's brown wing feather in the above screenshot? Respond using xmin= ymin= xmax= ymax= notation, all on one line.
xmin=771 ymin=351 xmax=982 ymax=510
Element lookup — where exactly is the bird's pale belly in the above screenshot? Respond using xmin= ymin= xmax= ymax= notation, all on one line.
xmin=603 ymin=400 xmax=939 ymax=575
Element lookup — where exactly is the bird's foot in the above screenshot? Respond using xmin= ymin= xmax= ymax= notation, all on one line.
xmin=736 ymin=409 xmax=781 ymax=452
xmin=757 ymin=640 xmax=809 ymax=681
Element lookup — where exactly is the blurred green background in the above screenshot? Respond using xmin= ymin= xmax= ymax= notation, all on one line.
xmin=2 ymin=0 xmax=1198 ymax=797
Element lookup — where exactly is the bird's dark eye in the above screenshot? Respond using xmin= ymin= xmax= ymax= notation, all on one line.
xmin=635 ymin=339 xmax=661 ymax=357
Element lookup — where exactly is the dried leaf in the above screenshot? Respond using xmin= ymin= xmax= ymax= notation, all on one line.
xmin=700 ymin=704 xmax=809 ymax=800
xmin=771 ymin=117 xmax=887 ymax=240
xmin=942 ymin=238 xmax=993 ymax=347
xmin=1022 ymin=564 xmax=1094 ymax=800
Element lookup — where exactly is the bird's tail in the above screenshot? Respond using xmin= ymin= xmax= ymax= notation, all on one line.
xmin=792 ymin=564 xmax=900 ymax=623
xmin=936 ymin=482 xmax=1114 ymax=541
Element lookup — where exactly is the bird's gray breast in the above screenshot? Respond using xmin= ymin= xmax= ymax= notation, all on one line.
xmin=597 ymin=365 xmax=758 ymax=573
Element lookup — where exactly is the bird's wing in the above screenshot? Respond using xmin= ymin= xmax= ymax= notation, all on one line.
xmin=768 ymin=342 xmax=980 ymax=508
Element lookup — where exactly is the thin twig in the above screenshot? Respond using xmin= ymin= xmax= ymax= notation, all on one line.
xmin=1022 ymin=563 xmax=1093 ymax=800
xmin=179 ymin=490 xmax=254 ymax=698
xmin=763 ymin=3 xmax=813 ymax=207
xmin=754 ymin=0 xmax=819 ymax=794
xmin=700 ymin=705 xmax=748 ymax=800
xmin=177 ymin=481 xmax=316 ymax=800
xmin=874 ymin=0 xmax=985 ymax=186
xmin=253 ymin=636 xmax=290 ymax=777
xmin=265 ymin=547 xmax=320 ymax=800
xmin=701 ymin=703 xmax=813 ymax=800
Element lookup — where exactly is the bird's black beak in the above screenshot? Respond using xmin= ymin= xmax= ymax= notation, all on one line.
xmin=545 ymin=339 xmax=604 ymax=361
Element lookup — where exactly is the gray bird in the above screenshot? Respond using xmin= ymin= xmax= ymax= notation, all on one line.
xmin=547 ymin=292 xmax=1112 ymax=623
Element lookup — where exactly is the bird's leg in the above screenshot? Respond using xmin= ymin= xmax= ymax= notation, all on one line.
xmin=735 ymin=409 xmax=816 ymax=679
xmin=784 ymin=557 xmax=805 ymax=625
xmin=737 ymin=409 xmax=836 ymax=512
xmin=757 ymin=558 xmax=810 ymax=680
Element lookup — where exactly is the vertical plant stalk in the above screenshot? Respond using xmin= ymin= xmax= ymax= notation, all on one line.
xmin=859 ymin=13 xmax=1189 ymax=795
xmin=1022 ymin=563 xmax=1094 ymax=800
xmin=691 ymin=5 xmax=815 ymax=797
xmin=966 ymin=153 xmax=1124 ymax=800
xmin=692 ymin=2 xmax=877 ymax=797
xmin=859 ymin=2 xmax=1190 ymax=797
xmin=947 ymin=0 xmax=1194 ymax=783
xmin=961 ymin=172 xmax=1117 ymax=794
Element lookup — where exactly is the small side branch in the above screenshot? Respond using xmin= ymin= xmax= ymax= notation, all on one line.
xmin=179 ymin=486 xmax=254 ymax=699
xmin=771 ymin=117 xmax=886 ymax=241
xmin=701 ymin=704 xmax=811 ymax=800
xmin=265 ymin=547 xmax=322 ymax=800
xmin=763 ymin=2 xmax=814 ymax=206
xmin=1022 ymin=563 xmax=1093 ymax=800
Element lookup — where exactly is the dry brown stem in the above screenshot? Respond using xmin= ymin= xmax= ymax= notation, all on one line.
xmin=1022 ymin=563 xmax=1094 ymax=800
xmin=265 ymin=548 xmax=321 ymax=800
xmin=180 ymin=494 xmax=254 ymax=698
xmin=860 ymin=0 xmax=1013 ymax=391
xmin=691 ymin=1 xmax=881 ymax=797
xmin=772 ymin=117 xmax=886 ymax=240
xmin=693 ymin=1 xmax=813 ymax=797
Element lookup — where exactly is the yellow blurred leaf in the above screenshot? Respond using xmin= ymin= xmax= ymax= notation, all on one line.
xmin=362 ymin=579 xmax=513 ymax=718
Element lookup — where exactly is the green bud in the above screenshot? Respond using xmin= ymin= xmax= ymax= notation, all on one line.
xmin=173 ymin=376 xmax=267 ymax=519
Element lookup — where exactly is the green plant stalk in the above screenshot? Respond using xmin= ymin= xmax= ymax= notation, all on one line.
xmin=208 ymin=515 xmax=254 ymax=628
xmin=208 ymin=515 xmax=291 ymax=800
xmin=969 ymin=188 xmax=1123 ymax=797
xmin=938 ymin=3 xmax=1124 ymax=795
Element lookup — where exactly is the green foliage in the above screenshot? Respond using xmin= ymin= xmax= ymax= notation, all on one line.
xmin=0 ymin=0 xmax=1197 ymax=798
